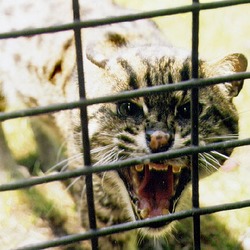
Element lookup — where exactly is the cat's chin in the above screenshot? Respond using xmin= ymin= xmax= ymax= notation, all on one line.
xmin=137 ymin=218 xmax=176 ymax=239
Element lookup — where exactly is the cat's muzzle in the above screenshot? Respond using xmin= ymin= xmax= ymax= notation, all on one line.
xmin=122 ymin=160 xmax=191 ymax=228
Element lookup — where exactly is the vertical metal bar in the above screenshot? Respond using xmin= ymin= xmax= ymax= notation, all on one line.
xmin=191 ymin=0 xmax=201 ymax=249
xmin=72 ymin=0 xmax=98 ymax=249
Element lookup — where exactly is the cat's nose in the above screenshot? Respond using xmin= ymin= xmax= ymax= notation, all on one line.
xmin=146 ymin=130 xmax=172 ymax=153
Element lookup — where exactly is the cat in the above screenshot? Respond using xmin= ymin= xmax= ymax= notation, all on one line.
xmin=0 ymin=0 xmax=247 ymax=249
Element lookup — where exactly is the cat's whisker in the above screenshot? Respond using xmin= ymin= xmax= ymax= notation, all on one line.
xmin=91 ymin=142 xmax=128 ymax=166
xmin=137 ymin=231 xmax=147 ymax=247
xmin=114 ymin=149 xmax=126 ymax=161
xmin=204 ymin=134 xmax=238 ymax=142
xmin=199 ymin=153 xmax=212 ymax=173
xmin=60 ymin=153 xmax=83 ymax=172
xmin=203 ymin=152 xmax=221 ymax=169
xmin=210 ymin=150 xmax=229 ymax=160
xmin=199 ymin=152 xmax=221 ymax=173
xmin=101 ymin=171 xmax=108 ymax=189
xmin=98 ymin=132 xmax=116 ymax=138
xmin=236 ymin=109 xmax=250 ymax=118
xmin=65 ymin=176 xmax=82 ymax=192
xmin=55 ymin=140 xmax=68 ymax=163
xmin=46 ymin=153 xmax=83 ymax=173
xmin=46 ymin=158 xmax=69 ymax=173
xmin=90 ymin=144 xmax=114 ymax=154
xmin=93 ymin=149 xmax=118 ymax=165
xmin=78 ymin=181 xmax=86 ymax=217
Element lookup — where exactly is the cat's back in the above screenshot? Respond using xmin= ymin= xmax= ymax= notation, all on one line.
xmin=0 ymin=0 xmax=168 ymax=107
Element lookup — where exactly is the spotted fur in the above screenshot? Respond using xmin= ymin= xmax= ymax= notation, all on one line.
xmin=0 ymin=0 xmax=248 ymax=249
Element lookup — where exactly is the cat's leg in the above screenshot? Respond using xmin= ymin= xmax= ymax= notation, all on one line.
xmin=29 ymin=116 xmax=66 ymax=172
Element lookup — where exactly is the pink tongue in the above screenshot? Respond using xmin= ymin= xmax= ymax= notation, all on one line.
xmin=138 ymin=165 xmax=173 ymax=218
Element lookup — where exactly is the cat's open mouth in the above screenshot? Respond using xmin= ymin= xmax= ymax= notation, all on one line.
xmin=121 ymin=161 xmax=191 ymax=226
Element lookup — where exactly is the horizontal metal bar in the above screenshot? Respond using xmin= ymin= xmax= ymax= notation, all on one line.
xmin=15 ymin=199 xmax=250 ymax=250
xmin=0 ymin=0 xmax=249 ymax=39
xmin=1 ymin=72 xmax=250 ymax=122
xmin=0 ymin=137 xmax=249 ymax=192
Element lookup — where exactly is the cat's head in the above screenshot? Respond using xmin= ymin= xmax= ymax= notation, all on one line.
xmin=85 ymin=43 xmax=247 ymax=236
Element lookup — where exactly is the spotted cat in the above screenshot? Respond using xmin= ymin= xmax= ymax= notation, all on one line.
xmin=0 ymin=0 xmax=247 ymax=249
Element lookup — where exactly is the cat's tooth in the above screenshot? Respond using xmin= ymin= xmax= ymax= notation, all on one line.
xmin=135 ymin=165 xmax=144 ymax=172
xmin=162 ymin=208 xmax=170 ymax=215
xmin=163 ymin=165 xmax=169 ymax=171
xmin=173 ymin=166 xmax=181 ymax=173
xmin=148 ymin=163 xmax=153 ymax=171
xmin=132 ymin=175 xmax=138 ymax=187
xmin=148 ymin=163 xmax=168 ymax=171
xmin=140 ymin=208 xmax=149 ymax=219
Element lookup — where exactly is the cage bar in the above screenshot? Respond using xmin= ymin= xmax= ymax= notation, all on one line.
xmin=191 ymin=0 xmax=201 ymax=249
xmin=72 ymin=0 xmax=98 ymax=249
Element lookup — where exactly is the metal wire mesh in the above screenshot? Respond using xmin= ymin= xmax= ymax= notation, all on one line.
xmin=0 ymin=0 xmax=250 ymax=249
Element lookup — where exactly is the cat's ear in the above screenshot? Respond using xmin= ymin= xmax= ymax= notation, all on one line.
xmin=86 ymin=32 xmax=127 ymax=69
xmin=86 ymin=45 xmax=108 ymax=69
xmin=207 ymin=53 xmax=248 ymax=97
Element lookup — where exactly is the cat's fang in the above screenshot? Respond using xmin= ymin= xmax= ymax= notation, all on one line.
xmin=172 ymin=166 xmax=181 ymax=173
xmin=140 ymin=208 xmax=149 ymax=219
xmin=135 ymin=165 xmax=144 ymax=172
xmin=162 ymin=208 xmax=170 ymax=215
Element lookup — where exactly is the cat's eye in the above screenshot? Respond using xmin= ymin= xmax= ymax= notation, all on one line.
xmin=177 ymin=103 xmax=191 ymax=119
xmin=177 ymin=102 xmax=202 ymax=120
xmin=117 ymin=101 xmax=143 ymax=119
